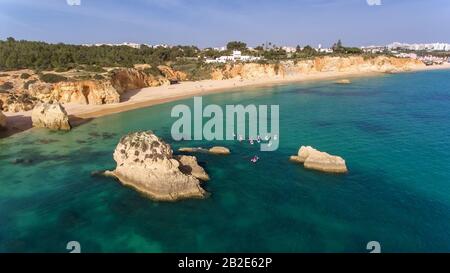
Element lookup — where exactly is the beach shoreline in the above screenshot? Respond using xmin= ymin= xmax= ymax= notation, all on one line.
xmin=2 ymin=63 xmax=450 ymax=138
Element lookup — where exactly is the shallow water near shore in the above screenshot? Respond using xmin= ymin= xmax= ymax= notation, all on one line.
xmin=1 ymin=69 xmax=450 ymax=252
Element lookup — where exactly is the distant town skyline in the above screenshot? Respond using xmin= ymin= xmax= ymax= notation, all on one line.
xmin=1 ymin=0 xmax=450 ymax=47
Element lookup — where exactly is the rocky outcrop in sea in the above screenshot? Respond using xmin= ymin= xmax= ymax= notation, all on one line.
xmin=31 ymin=103 xmax=71 ymax=131
xmin=105 ymin=131 xmax=209 ymax=201
xmin=290 ymin=146 xmax=348 ymax=173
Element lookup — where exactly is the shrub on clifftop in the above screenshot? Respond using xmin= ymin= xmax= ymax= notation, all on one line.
xmin=20 ymin=73 xmax=31 ymax=79
xmin=39 ymin=73 xmax=67 ymax=83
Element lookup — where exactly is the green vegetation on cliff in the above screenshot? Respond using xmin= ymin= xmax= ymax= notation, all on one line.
xmin=0 ymin=37 xmax=389 ymax=78
xmin=0 ymin=37 xmax=199 ymax=71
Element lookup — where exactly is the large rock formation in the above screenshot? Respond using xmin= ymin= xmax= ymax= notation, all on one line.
xmin=0 ymin=93 xmax=38 ymax=112
xmin=157 ymin=65 xmax=188 ymax=82
xmin=290 ymin=146 xmax=348 ymax=173
xmin=105 ymin=131 xmax=208 ymax=201
xmin=52 ymin=81 xmax=120 ymax=105
xmin=31 ymin=103 xmax=71 ymax=131
xmin=28 ymin=82 xmax=54 ymax=102
xmin=110 ymin=68 xmax=170 ymax=93
xmin=0 ymin=110 xmax=6 ymax=128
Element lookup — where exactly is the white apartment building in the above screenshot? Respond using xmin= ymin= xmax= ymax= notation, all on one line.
xmin=395 ymin=53 xmax=418 ymax=59
xmin=361 ymin=45 xmax=386 ymax=53
xmin=81 ymin=42 xmax=170 ymax=49
xmin=387 ymin=42 xmax=450 ymax=51
xmin=205 ymin=50 xmax=262 ymax=63
xmin=282 ymin=46 xmax=297 ymax=53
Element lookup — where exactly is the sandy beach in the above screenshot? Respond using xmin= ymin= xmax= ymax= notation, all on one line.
xmin=2 ymin=63 xmax=450 ymax=138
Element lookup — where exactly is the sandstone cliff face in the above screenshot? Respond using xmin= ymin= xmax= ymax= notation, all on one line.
xmin=31 ymin=103 xmax=71 ymax=131
xmin=51 ymin=81 xmax=120 ymax=105
xmin=157 ymin=65 xmax=188 ymax=82
xmin=105 ymin=131 xmax=208 ymax=201
xmin=110 ymin=68 xmax=164 ymax=93
xmin=28 ymin=82 xmax=53 ymax=101
xmin=211 ymin=56 xmax=425 ymax=80
xmin=286 ymin=56 xmax=425 ymax=75
xmin=0 ymin=67 xmax=186 ymax=111
xmin=0 ymin=93 xmax=38 ymax=112
xmin=211 ymin=63 xmax=284 ymax=80
xmin=50 ymin=68 xmax=174 ymax=105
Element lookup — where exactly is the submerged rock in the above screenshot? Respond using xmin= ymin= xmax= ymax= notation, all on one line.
xmin=334 ymin=79 xmax=351 ymax=84
xmin=31 ymin=103 xmax=71 ymax=131
xmin=290 ymin=146 xmax=348 ymax=174
xmin=105 ymin=131 xmax=208 ymax=201
xmin=179 ymin=147 xmax=209 ymax=153
xmin=0 ymin=110 xmax=6 ymax=128
xmin=11 ymin=158 xmax=34 ymax=165
xmin=179 ymin=146 xmax=231 ymax=155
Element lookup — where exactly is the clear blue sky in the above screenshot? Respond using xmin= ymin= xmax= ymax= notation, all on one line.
xmin=1 ymin=0 xmax=449 ymax=47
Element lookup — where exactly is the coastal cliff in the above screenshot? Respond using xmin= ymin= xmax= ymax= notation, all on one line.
xmin=290 ymin=56 xmax=425 ymax=74
xmin=211 ymin=56 xmax=425 ymax=80
xmin=0 ymin=56 xmax=425 ymax=113
xmin=0 ymin=66 xmax=185 ymax=112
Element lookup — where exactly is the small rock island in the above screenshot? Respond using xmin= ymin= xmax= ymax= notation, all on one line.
xmin=290 ymin=146 xmax=348 ymax=173
xmin=105 ymin=131 xmax=210 ymax=201
xmin=31 ymin=102 xmax=71 ymax=131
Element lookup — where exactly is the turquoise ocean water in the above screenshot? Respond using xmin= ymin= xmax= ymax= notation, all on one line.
xmin=1 ymin=69 xmax=450 ymax=252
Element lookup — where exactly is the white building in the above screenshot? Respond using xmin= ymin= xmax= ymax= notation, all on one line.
xmin=395 ymin=52 xmax=418 ymax=59
xmin=282 ymin=46 xmax=297 ymax=53
xmin=205 ymin=50 xmax=262 ymax=63
xmin=213 ymin=46 xmax=227 ymax=51
xmin=81 ymin=42 xmax=170 ymax=49
xmin=361 ymin=45 xmax=386 ymax=53
xmin=387 ymin=42 xmax=450 ymax=51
